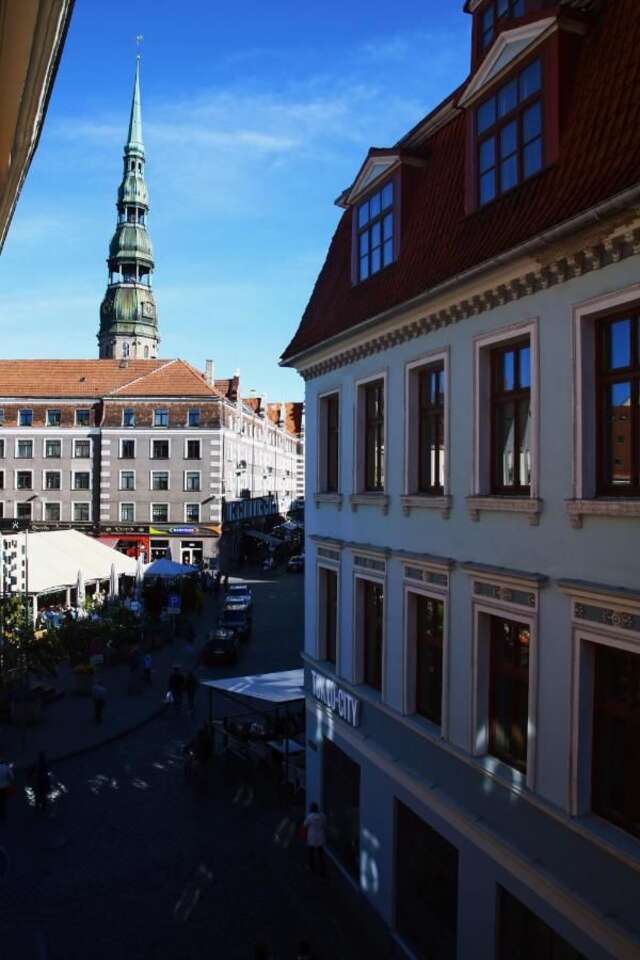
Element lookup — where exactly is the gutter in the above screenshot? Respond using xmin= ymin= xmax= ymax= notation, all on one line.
xmin=281 ymin=180 xmax=640 ymax=369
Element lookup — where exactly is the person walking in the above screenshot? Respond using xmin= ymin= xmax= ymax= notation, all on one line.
xmin=304 ymin=802 xmax=327 ymax=876
xmin=0 ymin=758 xmax=14 ymax=821
xmin=143 ymin=652 xmax=153 ymax=685
xmin=92 ymin=679 xmax=107 ymax=724
xmin=33 ymin=751 xmax=51 ymax=815
xmin=168 ymin=666 xmax=185 ymax=712
xmin=185 ymin=670 xmax=198 ymax=714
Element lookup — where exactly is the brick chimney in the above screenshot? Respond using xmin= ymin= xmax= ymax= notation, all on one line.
xmin=205 ymin=359 xmax=214 ymax=386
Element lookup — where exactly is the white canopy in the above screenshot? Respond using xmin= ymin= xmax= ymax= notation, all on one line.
xmin=200 ymin=669 xmax=304 ymax=704
xmin=25 ymin=529 xmax=137 ymax=596
xmin=143 ymin=557 xmax=198 ymax=578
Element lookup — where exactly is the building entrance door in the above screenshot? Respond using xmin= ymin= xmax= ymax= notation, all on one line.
xmin=323 ymin=738 xmax=360 ymax=879
xmin=181 ymin=540 xmax=203 ymax=566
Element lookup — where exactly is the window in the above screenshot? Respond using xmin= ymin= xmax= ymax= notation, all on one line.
xmin=73 ymin=502 xmax=90 ymax=522
xmin=17 ymin=502 xmax=32 ymax=519
xmin=357 ymin=181 xmax=394 ymax=281
xmin=122 ymin=342 xmax=130 ymax=358
xmin=0 ymin=440 xmax=4 ymax=458
xmin=73 ymin=472 xmax=90 ymax=490
xmin=418 ymin=363 xmax=445 ymax=494
xmin=151 ymin=471 xmax=169 ymax=491
xmin=396 ymin=802 xmax=458 ymax=960
xmin=362 ymin=579 xmax=384 ymax=691
xmin=184 ymin=471 xmax=201 ymax=492
xmin=18 ymin=409 xmax=32 ymax=427
xmin=489 ymin=615 xmax=530 ymax=773
xmin=46 ymin=409 xmax=61 ymax=427
xmin=122 ymin=408 xmax=136 ymax=427
xmin=491 ymin=339 xmax=531 ymax=493
xmin=364 ymin=380 xmax=385 ymax=492
xmin=185 ymin=503 xmax=200 ymax=522
xmin=415 ymin=595 xmax=444 ymax=726
xmin=319 ymin=567 xmax=338 ymax=663
xmin=319 ymin=393 xmax=340 ymax=493
xmin=0 ymin=503 xmax=3 ymax=518
xmin=185 ymin=439 xmax=201 ymax=459
xmin=74 ymin=440 xmax=91 ymax=459
xmin=120 ymin=471 xmax=135 ymax=491
xmin=44 ymin=471 xmax=61 ymax=490
xmin=153 ymin=408 xmax=169 ymax=427
xmin=591 ymin=643 xmax=640 ymax=839
xmin=45 ymin=439 xmax=61 ymax=458
xmin=151 ymin=503 xmax=169 ymax=523
xmin=120 ymin=503 xmax=135 ymax=522
xmin=497 ymin=887 xmax=585 ymax=960
xmin=187 ymin=408 xmax=200 ymax=427
xmin=596 ymin=313 xmax=640 ymax=495
xmin=75 ymin=409 xmax=91 ymax=426
xmin=121 ymin=439 xmax=136 ymax=459
xmin=479 ymin=0 xmax=525 ymax=52
xmin=17 ymin=440 xmax=33 ymax=459
xmin=44 ymin=503 xmax=61 ymax=522
xmin=0 ymin=470 xmax=4 ymax=490
xmin=477 ymin=59 xmax=542 ymax=205
xmin=152 ymin=440 xmax=169 ymax=459
xmin=16 ymin=471 xmax=32 ymax=490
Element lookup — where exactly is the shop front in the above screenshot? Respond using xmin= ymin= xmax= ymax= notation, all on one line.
xmin=97 ymin=526 xmax=150 ymax=560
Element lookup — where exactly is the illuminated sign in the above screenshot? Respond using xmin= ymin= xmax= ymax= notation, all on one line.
xmin=311 ymin=670 xmax=360 ymax=728
xmin=223 ymin=495 xmax=278 ymax=525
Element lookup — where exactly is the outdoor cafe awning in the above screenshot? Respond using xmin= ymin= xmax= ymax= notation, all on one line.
xmin=200 ymin=669 xmax=304 ymax=705
xmin=244 ymin=529 xmax=284 ymax=548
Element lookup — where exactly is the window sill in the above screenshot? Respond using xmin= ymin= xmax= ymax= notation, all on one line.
xmin=401 ymin=494 xmax=451 ymax=519
xmin=350 ymin=493 xmax=389 ymax=515
xmin=565 ymin=498 xmax=640 ymax=529
xmin=466 ymin=495 xmax=543 ymax=525
xmin=314 ymin=492 xmax=343 ymax=510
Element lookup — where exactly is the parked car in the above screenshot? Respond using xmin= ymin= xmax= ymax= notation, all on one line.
xmin=287 ymin=554 xmax=304 ymax=573
xmin=225 ymin=583 xmax=252 ymax=609
xmin=219 ymin=607 xmax=252 ymax=642
xmin=200 ymin=629 xmax=239 ymax=666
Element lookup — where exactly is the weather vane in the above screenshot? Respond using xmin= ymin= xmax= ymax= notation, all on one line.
xmin=136 ymin=34 xmax=143 ymax=60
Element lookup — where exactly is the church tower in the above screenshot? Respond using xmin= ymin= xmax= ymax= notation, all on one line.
xmin=98 ymin=57 xmax=159 ymax=359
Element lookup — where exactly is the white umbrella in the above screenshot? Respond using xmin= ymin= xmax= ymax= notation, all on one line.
xmin=76 ymin=569 xmax=85 ymax=607
xmin=109 ymin=563 xmax=118 ymax=598
xmin=135 ymin=553 xmax=144 ymax=596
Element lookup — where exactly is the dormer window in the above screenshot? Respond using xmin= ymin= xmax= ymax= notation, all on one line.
xmin=480 ymin=0 xmax=525 ymax=52
xmin=477 ymin=58 xmax=542 ymax=205
xmin=357 ymin=181 xmax=395 ymax=282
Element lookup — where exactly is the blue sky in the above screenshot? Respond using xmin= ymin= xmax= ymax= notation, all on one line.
xmin=0 ymin=0 xmax=471 ymax=401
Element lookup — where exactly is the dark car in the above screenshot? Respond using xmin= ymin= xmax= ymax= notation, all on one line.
xmin=219 ymin=608 xmax=252 ymax=642
xmin=287 ymin=554 xmax=304 ymax=573
xmin=200 ymin=629 xmax=239 ymax=666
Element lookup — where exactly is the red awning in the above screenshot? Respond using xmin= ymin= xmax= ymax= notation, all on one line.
xmin=97 ymin=536 xmax=120 ymax=548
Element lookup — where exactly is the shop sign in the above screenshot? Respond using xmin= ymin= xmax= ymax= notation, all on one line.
xmin=168 ymin=526 xmax=197 ymax=535
xmin=310 ymin=670 xmax=360 ymax=728
xmin=223 ymin=495 xmax=278 ymax=525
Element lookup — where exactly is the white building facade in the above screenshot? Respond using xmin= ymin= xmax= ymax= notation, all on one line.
xmin=283 ymin=2 xmax=640 ymax=957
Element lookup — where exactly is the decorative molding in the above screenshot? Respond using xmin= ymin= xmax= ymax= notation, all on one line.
xmin=317 ymin=546 xmax=340 ymax=564
xmin=573 ymin=602 xmax=640 ymax=636
xmin=404 ymin=564 xmax=449 ymax=591
xmin=314 ymin=492 xmax=343 ymax=510
xmin=344 ymin=155 xmax=399 ymax=207
xmin=462 ymin=561 xmax=547 ymax=589
xmin=400 ymin=494 xmax=452 ymax=518
xmin=466 ymin=495 xmax=543 ymax=525
xmin=474 ymin=579 xmax=536 ymax=610
xmin=353 ymin=554 xmax=386 ymax=574
xmin=349 ymin=493 xmax=390 ymax=515
xmin=565 ymin=498 xmax=640 ymax=529
xmin=298 ymin=223 xmax=640 ymax=382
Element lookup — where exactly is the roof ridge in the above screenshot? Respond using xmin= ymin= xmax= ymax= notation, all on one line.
xmin=177 ymin=359 xmax=225 ymax=398
xmin=110 ymin=358 xmax=176 ymax=395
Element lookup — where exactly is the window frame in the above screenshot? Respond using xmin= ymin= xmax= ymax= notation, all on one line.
xmin=18 ymin=408 xmax=32 ymax=427
xmin=122 ymin=408 xmax=136 ymax=428
xmin=15 ymin=438 xmax=33 ymax=459
xmin=0 ymin=439 xmax=4 ymax=459
xmin=151 ymin=439 xmax=170 ymax=460
xmin=187 ymin=408 xmax=201 ymax=427
xmin=43 ymin=470 xmax=62 ymax=491
xmin=0 ymin=469 xmax=4 ymax=491
xmin=477 ymin=0 xmax=527 ymax=56
xmin=151 ymin=502 xmax=170 ymax=523
xmin=73 ymin=438 xmax=92 ymax=459
xmin=73 ymin=501 xmax=91 ymax=523
xmin=43 ymin=501 xmax=62 ymax=522
xmin=404 ymin=578 xmax=449 ymax=735
xmin=71 ymin=470 xmax=91 ymax=491
xmin=119 ymin=438 xmax=137 ymax=459
xmin=490 ymin=336 xmax=532 ymax=495
xmin=184 ymin=470 xmax=201 ymax=493
xmin=354 ymin=372 xmax=387 ymax=495
xmin=354 ymin=177 xmax=398 ymax=284
xmin=353 ymin=561 xmax=386 ymax=695
xmin=120 ymin=502 xmax=136 ymax=522
xmin=15 ymin=469 xmax=33 ymax=490
xmin=119 ymin=469 xmax=136 ymax=492
xmin=184 ymin=502 xmax=201 ymax=523
xmin=184 ymin=438 xmax=201 ymax=460
xmin=317 ymin=559 xmax=340 ymax=666
xmin=472 ymin=320 xmax=539 ymax=502
xmin=44 ymin=438 xmax=62 ymax=459
xmin=150 ymin=470 xmax=170 ymax=491
xmin=405 ymin=350 xmax=450 ymax=499
xmin=317 ymin=389 xmax=341 ymax=495
xmin=16 ymin=501 xmax=32 ymax=520
xmin=75 ymin=408 xmax=91 ymax=427
xmin=153 ymin=408 xmax=169 ymax=428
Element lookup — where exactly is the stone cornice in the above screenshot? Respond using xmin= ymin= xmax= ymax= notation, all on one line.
xmin=299 ymin=222 xmax=640 ymax=382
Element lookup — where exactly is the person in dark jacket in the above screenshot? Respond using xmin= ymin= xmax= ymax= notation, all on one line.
xmin=168 ymin=666 xmax=185 ymax=711
xmin=33 ymin=751 xmax=51 ymax=814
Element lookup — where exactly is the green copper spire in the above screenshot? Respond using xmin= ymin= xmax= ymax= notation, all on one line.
xmin=98 ymin=56 xmax=159 ymax=360
xmin=126 ymin=56 xmax=144 ymax=157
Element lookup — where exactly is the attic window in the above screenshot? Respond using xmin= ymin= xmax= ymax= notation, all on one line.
xmin=480 ymin=0 xmax=525 ymax=51
xmin=357 ymin=180 xmax=395 ymax=282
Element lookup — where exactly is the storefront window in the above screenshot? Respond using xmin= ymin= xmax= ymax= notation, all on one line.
xmin=323 ymin=739 xmax=360 ymax=879
xmin=150 ymin=539 xmax=170 ymax=561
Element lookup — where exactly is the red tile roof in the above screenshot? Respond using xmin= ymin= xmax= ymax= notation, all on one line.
xmin=282 ymin=0 xmax=640 ymax=362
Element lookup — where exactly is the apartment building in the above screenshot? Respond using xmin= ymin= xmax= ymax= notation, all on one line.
xmin=0 ymin=359 xmax=303 ymax=565
xmin=282 ymin=1 xmax=640 ymax=958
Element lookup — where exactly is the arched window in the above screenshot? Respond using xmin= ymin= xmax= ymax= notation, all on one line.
xmin=144 ymin=346 xmax=149 ymax=359
xmin=122 ymin=342 xmax=130 ymax=359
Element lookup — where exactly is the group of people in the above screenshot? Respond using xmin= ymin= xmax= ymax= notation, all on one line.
xmin=167 ymin=665 xmax=198 ymax=712
xmin=0 ymin=751 xmax=51 ymax=820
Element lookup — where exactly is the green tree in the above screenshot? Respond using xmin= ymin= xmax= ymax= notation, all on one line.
xmin=0 ymin=595 xmax=61 ymax=681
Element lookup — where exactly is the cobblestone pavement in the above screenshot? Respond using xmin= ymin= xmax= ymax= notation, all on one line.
xmin=0 ymin=570 xmax=403 ymax=960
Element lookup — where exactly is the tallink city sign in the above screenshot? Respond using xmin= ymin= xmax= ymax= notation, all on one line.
xmin=311 ymin=670 xmax=361 ymax=728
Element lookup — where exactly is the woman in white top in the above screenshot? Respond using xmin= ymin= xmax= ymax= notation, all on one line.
xmin=303 ymin=802 xmax=327 ymax=875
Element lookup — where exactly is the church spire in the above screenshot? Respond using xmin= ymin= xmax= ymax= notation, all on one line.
xmin=98 ymin=54 xmax=159 ymax=361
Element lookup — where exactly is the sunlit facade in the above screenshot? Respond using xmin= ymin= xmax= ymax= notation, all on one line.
xmin=283 ymin=1 xmax=640 ymax=957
